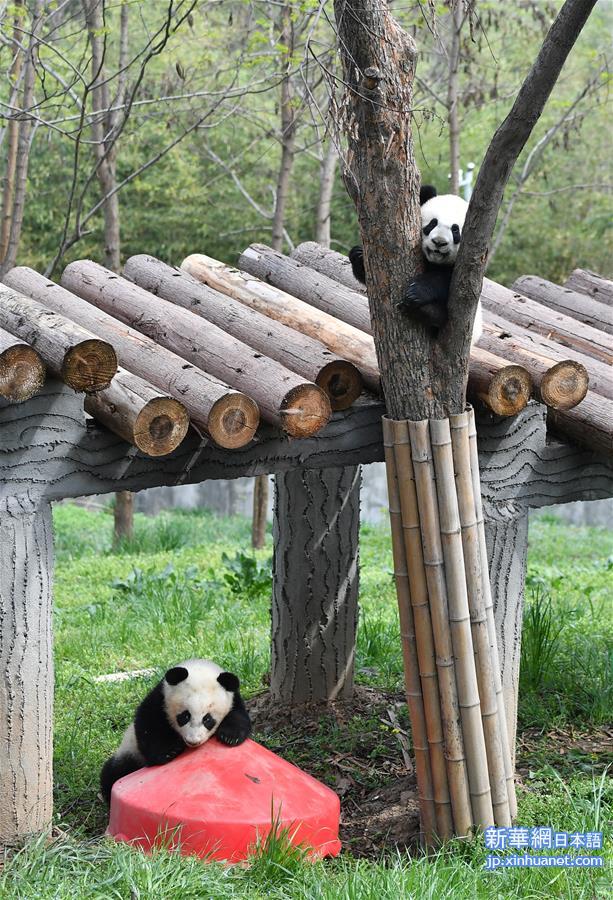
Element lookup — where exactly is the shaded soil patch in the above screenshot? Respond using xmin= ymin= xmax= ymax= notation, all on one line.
xmin=516 ymin=724 xmax=613 ymax=779
xmin=249 ymin=686 xmax=421 ymax=858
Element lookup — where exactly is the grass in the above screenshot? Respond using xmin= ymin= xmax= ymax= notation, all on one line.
xmin=1 ymin=503 xmax=611 ymax=898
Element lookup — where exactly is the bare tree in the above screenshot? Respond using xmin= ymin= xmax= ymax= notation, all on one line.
xmin=0 ymin=0 xmax=44 ymax=276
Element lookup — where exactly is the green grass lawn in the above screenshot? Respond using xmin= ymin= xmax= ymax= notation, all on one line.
xmin=1 ymin=504 xmax=611 ymax=898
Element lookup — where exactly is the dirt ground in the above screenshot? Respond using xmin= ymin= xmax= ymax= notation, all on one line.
xmin=249 ymin=688 xmax=612 ymax=858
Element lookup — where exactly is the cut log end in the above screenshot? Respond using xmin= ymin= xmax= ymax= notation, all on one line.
xmin=316 ymin=360 xmax=363 ymax=411
xmin=0 ymin=344 xmax=46 ymax=403
xmin=485 ymin=366 xmax=532 ymax=416
xmin=540 ymin=360 xmax=589 ymax=411
xmin=61 ymin=338 xmax=117 ymax=393
xmin=207 ymin=393 xmax=260 ymax=449
xmin=280 ymin=383 xmax=332 ymax=437
xmin=133 ymin=398 xmax=190 ymax=456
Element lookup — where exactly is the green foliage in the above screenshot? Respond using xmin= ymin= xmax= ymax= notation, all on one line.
xmin=220 ymin=550 xmax=273 ymax=600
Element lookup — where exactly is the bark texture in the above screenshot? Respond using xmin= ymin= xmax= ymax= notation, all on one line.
xmin=334 ymin=0 xmax=436 ymax=420
xmin=0 ymin=498 xmax=54 ymax=844
xmin=512 ymin=275 xmax=612 ymax=335
xmin=271 ymin=466 xmax=360 ymax=704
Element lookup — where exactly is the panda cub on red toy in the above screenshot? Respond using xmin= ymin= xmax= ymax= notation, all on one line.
xmin=100 ymin=659 xmax=251 ymax=804
xmin=349 ymin=184 xmax=482 ymax=342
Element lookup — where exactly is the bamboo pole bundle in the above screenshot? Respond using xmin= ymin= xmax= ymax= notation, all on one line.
xmin=4 ymin=267 xmax=259 ymax=449
xmin=60 ymin=261 xmax=330 ymax=439
xmin=381 ymin=417 xmax=437 ymax=846
xmin=429 ymin=419 xmax=494 ymax=830
xmin=84 ymin=368 xmax=189 ymax=457
xmin=124 ymin=255 xmax=363 ymax=412
xmin=0 ymin=326 xmax=46 ymax=402
xmin=467 ymin=410 xmax=517 ymax=818
xmin=449 ymin=411 xmax=511 ymax=827
xmin=408 ymin=420 xmax=473 ymax=837
xmin=391 ymin=420 xmax=453 ymax=840
xmin=0 ymin=283 xmax=117 ymax=392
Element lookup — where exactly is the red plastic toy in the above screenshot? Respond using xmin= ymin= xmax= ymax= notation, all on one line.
xmin=106 ymin=738 xmax=341 ymax=862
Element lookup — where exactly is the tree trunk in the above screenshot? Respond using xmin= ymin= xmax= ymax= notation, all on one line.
xmin=447 ymin=1 xmax=463 ymax=195
xmin=271 ymin=466 xmax=360 ymax=704
xmin=315 ymin=142 xmax=338 ymax=246
xmin=0 ymin=0 xmax=44 ymax=277
xmin=271 ymin=4 xmax=297 ymax=253
xmin=251 ymin=475 xmax=268 ymax=549
xmin=0 ymin=1 xmax=24 ymax=264
xmin=0 ymin=498 xmax=54 ymax=844
xmin=113 ymin=491 xmax=134 ymax=546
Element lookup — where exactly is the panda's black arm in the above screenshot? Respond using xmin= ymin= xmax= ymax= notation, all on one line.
xmin=216 ymin=692 xmax=252 ymax=747
xmin=348 ymin=245 xmax=366 ymax=285
xmin=400 ymin=268 xmax=452 ymax=328
xmin=134 ymin=682 xmax=186 ymax=765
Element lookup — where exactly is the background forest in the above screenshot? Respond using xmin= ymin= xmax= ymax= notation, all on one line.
xmin=1 ymin=0 xmax=610 ymax=287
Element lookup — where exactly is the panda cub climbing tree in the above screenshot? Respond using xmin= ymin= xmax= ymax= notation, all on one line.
xmin=349 ymin=184 xmax=482 ymax=342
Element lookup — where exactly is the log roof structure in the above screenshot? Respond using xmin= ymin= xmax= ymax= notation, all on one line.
xmin=0 ymin=251 xmax=611 ymax=458
xmin=0 ymin=246 xmax=612 ymax=847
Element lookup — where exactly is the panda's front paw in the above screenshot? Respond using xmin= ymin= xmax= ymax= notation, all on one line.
xmin=400 ymin=277 xmax=448 ymax=327
xmin=348 ymin=245 xmax=366 ymax=284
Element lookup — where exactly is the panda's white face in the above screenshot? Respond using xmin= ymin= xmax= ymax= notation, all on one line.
xmin=163 ymin=659 xmax=234 ymax=748
xmin=420 ymin=194 xmax=468 ymax=266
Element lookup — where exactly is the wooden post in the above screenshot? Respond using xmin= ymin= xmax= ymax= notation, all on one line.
xmin=0 ymin=497 xmax=54 ymax=844
xmin=271 ymin=466 xmax=360 ymax=705
xmin=484 ymin=511 xmax=528 ymax=765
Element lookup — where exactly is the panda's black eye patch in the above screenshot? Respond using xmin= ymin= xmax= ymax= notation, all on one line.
xmin=423 ymin=218 xmax=438 ymax=236
xmin=451 ymin=224 xmax=461 ymax=244
xmin=176 ymin=710 xmax=191 ymax=727
xmin=202 ymin=713 xmax=216 ymax=730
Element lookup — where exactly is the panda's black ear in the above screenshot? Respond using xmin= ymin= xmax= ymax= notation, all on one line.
xmin=165 ymin=666 xmax=189 ymax=686
xmin=420 ymin=184 xmax=437 ymax=204
xmin=217 ymin=672 xmax=239 ymax=693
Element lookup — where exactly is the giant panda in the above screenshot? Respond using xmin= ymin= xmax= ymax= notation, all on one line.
xmin=100 ymin=659 xmax=251 ymax=804
xmin=349 ymin=184 xmax=482 ymax=342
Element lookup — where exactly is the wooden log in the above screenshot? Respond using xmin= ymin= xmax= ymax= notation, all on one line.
xmin=124 ymin=255 xmax=362 ymax=412
xmin=61 ymin=261 xmax=331 ymax=439
xmin=182 ymin=253 xmax=380 ymax=392
xmin=478 ymin=328 xmax=588 ymax=411
xmin=482 ymin=317 xmax=612 ymax=401
xmin=481 ymin=278 xmax=612 ymax=366
xmin=512 ymin=275 xmax=612 ymax=335
xmin=85 ymin=369 xmax=189 ymax=457
xmin=390 ymin=419 xmax=453 ymax=840
xmin=468 ymin=347 xmax=532 ymax=416
xmin=292 ymin=241 xmax=366 ymax=293
xmin=4 ymin=267 xmax=258 ymax=449
xmin=429 ymin=418 xmax=494 ymax=830
xmin=0 ymin=326 xmax=46 ymax=402
xmin=382 ymin=418 xmax=438 ymax=845
xmin=564 ymin=269 xmax=613 ymax=306
xmin=409 ymin=420 xmax=472 ymax=837
xmin=239 ymin=244 xmax=373 ymax=334
xmin=548 ymin=390 xmax=613 ymax=458
xmin=0 ymin=283 xmax=117 ymax=392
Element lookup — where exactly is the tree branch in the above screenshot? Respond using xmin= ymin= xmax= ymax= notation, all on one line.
xmin=447 ymin=0 xmax=598 ymax=380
